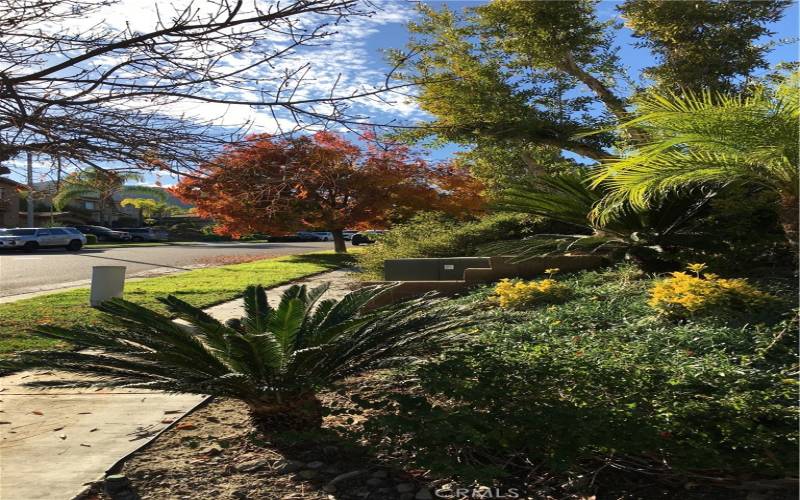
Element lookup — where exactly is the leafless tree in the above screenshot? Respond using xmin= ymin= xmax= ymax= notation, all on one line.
xmin=0 ymin=0 xmax=410 ymax=177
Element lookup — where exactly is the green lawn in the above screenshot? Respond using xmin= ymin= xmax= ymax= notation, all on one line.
xmin=0 ymin=252 xmax=353 ymax=355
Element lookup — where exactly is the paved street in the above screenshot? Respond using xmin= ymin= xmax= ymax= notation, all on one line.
xmin=0 ymin=241 xmax=331 ymax=298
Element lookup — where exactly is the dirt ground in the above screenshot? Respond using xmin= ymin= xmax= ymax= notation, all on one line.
xmin=80 ymin=373 xmax=795 ymax=500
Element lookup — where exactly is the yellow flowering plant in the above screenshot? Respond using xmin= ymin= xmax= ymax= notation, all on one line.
xmin=492 ymin=276 xmax=571 ymax=309
xmin=649 ymin=264 xmax=775 ymax=319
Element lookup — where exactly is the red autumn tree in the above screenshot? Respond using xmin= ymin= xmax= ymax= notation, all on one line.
xmin=171 ymin=132 xmax=484 ymax=252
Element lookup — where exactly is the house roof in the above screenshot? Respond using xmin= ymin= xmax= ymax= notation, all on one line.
xmin=0 ymin=177 xmax=25 ymax=188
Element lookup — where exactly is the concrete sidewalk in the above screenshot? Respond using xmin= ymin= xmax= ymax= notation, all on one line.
xmin=0 ymin=270 xmax=357 ymax=500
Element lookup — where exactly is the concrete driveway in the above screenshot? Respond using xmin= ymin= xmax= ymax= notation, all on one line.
xmin=0 ymin=241 xmax=330 ymax=298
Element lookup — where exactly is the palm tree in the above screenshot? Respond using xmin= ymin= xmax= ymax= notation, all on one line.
xmin=53 ymin=167 xmax=167 ymax=225
xmin=120 ymin=198 xmax=184 ymax=225
xmin=0 ymin=284 xmax=467 ymax=432
xmin=484 ymin=172 xmax=714 ymax=268
xmin=589 ymin=76 xmax=799 ymax=249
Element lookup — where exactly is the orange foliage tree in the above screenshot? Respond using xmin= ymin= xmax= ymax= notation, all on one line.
xmin=171 ymin=132 xmax=484 ymax=252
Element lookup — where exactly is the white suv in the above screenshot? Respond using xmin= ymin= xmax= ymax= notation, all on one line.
xmin=0 ymin=227 xmax=87 ymax=252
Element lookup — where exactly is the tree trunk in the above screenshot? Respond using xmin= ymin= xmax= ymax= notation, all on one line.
xmin=778 ymin=193 xmax=798 ymax=254
xmin=246 ymin=393 xmax=322 ymax=433
xmin=332 ymin=229 xmax=347 ymax=253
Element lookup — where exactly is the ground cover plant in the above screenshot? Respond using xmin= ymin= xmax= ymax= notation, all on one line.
xmin=351 ymin=265 xmax=798 ymax=492
xmin=0 ymin=252 xmax=351 ymax=356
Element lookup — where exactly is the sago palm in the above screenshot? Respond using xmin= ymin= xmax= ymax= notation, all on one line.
xmin=589 ymin=77 xmax=799 ymax=248
xmin=1 ymin=284 xmax=467 ymax=431
xmin=485 ymin=171 xmax=714 ymax=267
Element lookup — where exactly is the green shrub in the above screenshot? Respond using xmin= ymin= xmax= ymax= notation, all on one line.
xmin=361 ymin=266 xmax=799 ymax=482
xmin=355 ymin=212 xmax=543 ymax=279
xmin=84 ymin=234 xmax=98 ymax=244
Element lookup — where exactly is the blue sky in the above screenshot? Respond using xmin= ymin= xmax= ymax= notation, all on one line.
xmin=11 ymin=0 xmax=800 ymax=185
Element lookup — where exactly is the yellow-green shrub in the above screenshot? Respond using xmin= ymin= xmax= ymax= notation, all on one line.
xmin=649 ymin=264 xmax=775 ymax=319
xmin=492 ymin=275 xmax=571 ymax=309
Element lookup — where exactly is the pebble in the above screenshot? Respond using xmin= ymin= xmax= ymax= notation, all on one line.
xmin=104 ymin=475 xmax=131 ymax=495
xmin=237 ymin=459 xmax=270 ymax=472
xmin=396 ymin=483 xmax=416 ymax=494
xmin=297 ymin=469 xmax=319 ymax=480
xmin=415 ymin=489 xmax=433 ymax=500
xmin=306 ymin=460 xmax=325 ymax=470
xmin=328 ymin=470 xmax=364 ymax=485
xmin=322 ymin=484 xmax=337 ymax=493
xmin=321 ymin=465 xmax=341 ymax=475
xmin=274 ymin=459 xmax=305 ymax=474
xmin=200 ymin=445 xmax=222 ymax=456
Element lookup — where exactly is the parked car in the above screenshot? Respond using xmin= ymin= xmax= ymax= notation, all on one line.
xmin=351 ymin=230 xmax=385 ymax=246
xmin=73 ymin=225 xmax=132 ymax=242
xmin=296 ymin=231 xmax=322 ymax=241
xmin=342 ymin=230 xmax=358 ymax=241
xmin=311 ymin=231 xmax=334 ymax=241
xmin=0 ymin=227 xmax=87 ymax=252
xmin=118 ymin=227 xmax=169 ymax=242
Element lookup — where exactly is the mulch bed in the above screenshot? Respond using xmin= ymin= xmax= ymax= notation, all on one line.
xmin=80 ymin=373 xmax=795 ymax=500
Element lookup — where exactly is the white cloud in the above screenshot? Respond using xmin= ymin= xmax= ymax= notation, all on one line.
xmin=18 ymin=0 xmax=424 ymax=132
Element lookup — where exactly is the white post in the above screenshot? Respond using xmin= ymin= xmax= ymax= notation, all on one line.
xmin=90 ymin=266 xmax=126 ymax=306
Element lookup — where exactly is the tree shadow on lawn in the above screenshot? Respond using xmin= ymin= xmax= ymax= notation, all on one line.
xmin=280 ymin=252 xmax=358 ymax=269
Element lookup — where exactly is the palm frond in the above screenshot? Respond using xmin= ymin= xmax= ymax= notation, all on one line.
xmin=0 ymin=284 xmax=468 ymax=409
xmin=591 ymin=79 xmax=799 ymax=222
xmin=494 ymin=172 xmax=601 ymax=228
xmin=118 ymin=184 xmax=168 ymax=200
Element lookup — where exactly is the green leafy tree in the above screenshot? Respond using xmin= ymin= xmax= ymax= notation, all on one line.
xmin=1 ymin=284 xmax=466 ymax=431
xmin=392 ymin=0 xmax=791 ymax=187
xmin=590 ymin=76 xmax=799 ymax=250
xmin=120 ymin=198 xmax=184 ymax=224
xmin=619 ymin=0 xmax=790 ymax=92
xmin=54 ymin=167 xmax=166 ymax=225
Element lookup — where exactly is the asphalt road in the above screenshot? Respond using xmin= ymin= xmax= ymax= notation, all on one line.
xmin=0 ymin=241 xmax=331 ymax=298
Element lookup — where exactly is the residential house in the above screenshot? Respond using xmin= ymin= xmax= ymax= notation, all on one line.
xmin=0 ymin=177 xmax=22 ymax=228
xmin=32 ymin=181 xmax=192 ymax=227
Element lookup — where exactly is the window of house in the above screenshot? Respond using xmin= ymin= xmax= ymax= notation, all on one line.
xmin=0 ymin=187 xmax=5 ymax=199
xmin=84 ymin=201 xmax=97 ymax=210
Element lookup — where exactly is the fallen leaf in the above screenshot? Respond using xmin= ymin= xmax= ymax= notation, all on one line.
xmin=90 ymin=428 xmax=99 ymax=432
xmin=32 ymin=411 xmax=43 ymax=416
xmin=59 ymin=434 xmax=67 ymax=440
xmin=160 ymin=419 xmax=175 ymax=424
xmin=80 ymin=443 xmax=91 ymax=447
xmin=176 ymin=423 xmax=196 ymax=430
xmin=0 ymin=421 xmax=10 ymax=425
xmin=53 ymin=426 xmax=65 ymax=432
xmin=78 ymin=412 xmax=92 ymax=415
xmin=164 ymin=410 xmax=182 ymax=414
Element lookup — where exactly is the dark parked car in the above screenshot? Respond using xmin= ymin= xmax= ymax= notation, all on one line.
xmin=73 ymin=225 xmax=132 ymax=242
xmin=117 ymin=227 xmax=169 ymax=242
xmin=351 ymin=230 xmax=385 ymax=246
